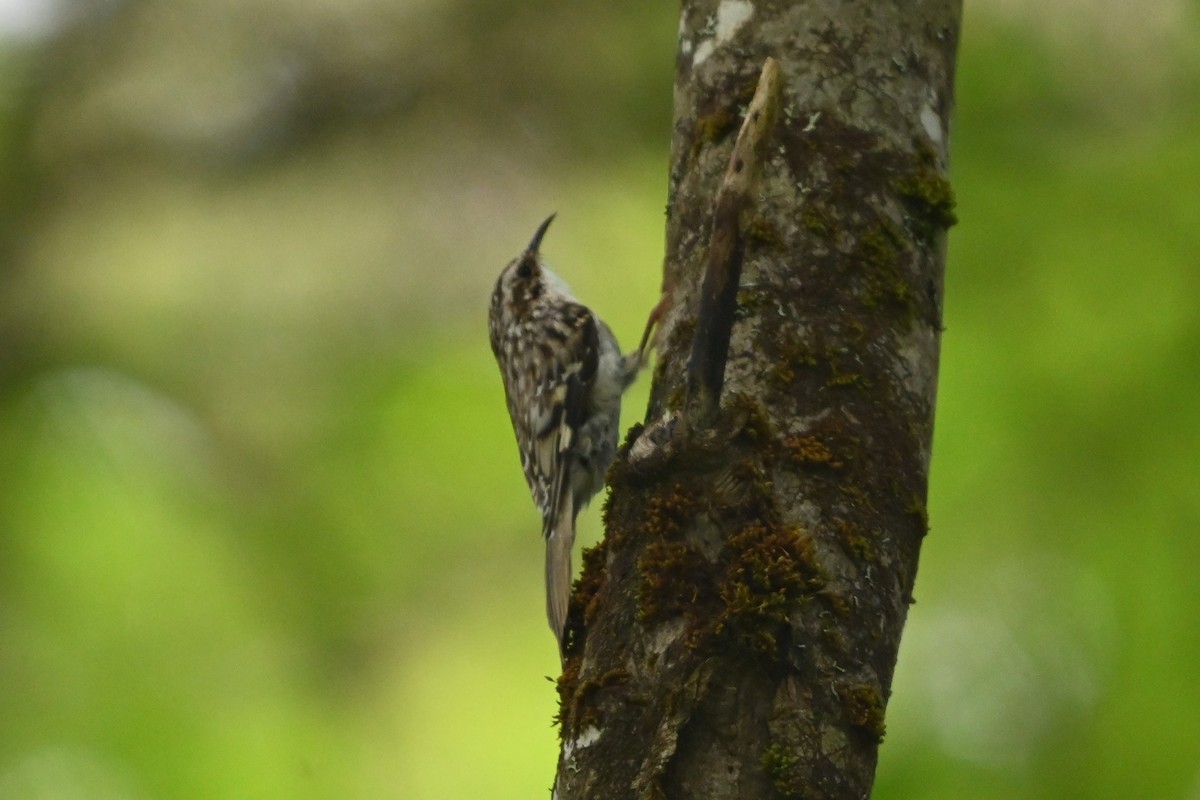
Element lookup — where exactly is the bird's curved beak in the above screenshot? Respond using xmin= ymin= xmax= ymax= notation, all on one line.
xmin=527 ymin=212 xmax=557 ymax=254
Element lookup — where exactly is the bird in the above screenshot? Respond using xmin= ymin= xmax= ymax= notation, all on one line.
xmin=488 ymin=213 xmax=648 ymax=661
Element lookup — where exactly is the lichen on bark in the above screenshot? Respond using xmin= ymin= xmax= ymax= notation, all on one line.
xmin=554 ymin=1 xmax=962 ymax=798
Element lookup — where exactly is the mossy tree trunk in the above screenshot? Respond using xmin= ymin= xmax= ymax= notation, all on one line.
xmin=554 ymin=1 xmax=962 ymax=798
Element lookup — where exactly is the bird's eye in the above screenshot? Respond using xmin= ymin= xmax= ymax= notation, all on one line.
xmin=516 ymin=260 xmax=533 ymax=280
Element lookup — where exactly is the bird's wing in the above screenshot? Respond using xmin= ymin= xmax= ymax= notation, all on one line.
xmin=502 ymin=302 xmax=599 ymax=536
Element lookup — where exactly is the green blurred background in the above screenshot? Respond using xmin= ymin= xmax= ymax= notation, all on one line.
xmin=0 ymin=0 xmax=1197 ymax=798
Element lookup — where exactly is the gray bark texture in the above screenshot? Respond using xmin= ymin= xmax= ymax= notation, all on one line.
xmin=554 ymin=1 xmax=962 ymax=798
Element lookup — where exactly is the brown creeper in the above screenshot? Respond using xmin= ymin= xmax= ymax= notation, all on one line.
xmin=488 ymin=213 xmax=644 ymax=661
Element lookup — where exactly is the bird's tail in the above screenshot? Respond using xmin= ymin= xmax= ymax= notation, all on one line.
xmin=545 ymin=509 xmax=574 ymax=664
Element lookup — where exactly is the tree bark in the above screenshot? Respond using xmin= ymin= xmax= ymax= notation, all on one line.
xmin=555 ymin=1 xmax=961 ymax=798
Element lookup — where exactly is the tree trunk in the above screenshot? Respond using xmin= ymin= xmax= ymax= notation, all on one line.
xmin=554 ymin=1 xmax=962 ymax=798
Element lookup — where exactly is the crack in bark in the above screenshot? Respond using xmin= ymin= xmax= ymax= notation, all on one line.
xmin=685 ymin=57 xmax=783 ymax=431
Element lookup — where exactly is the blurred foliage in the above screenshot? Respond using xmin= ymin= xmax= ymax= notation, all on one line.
xmin=0 ymin=0 xmax=1197 ymax=798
